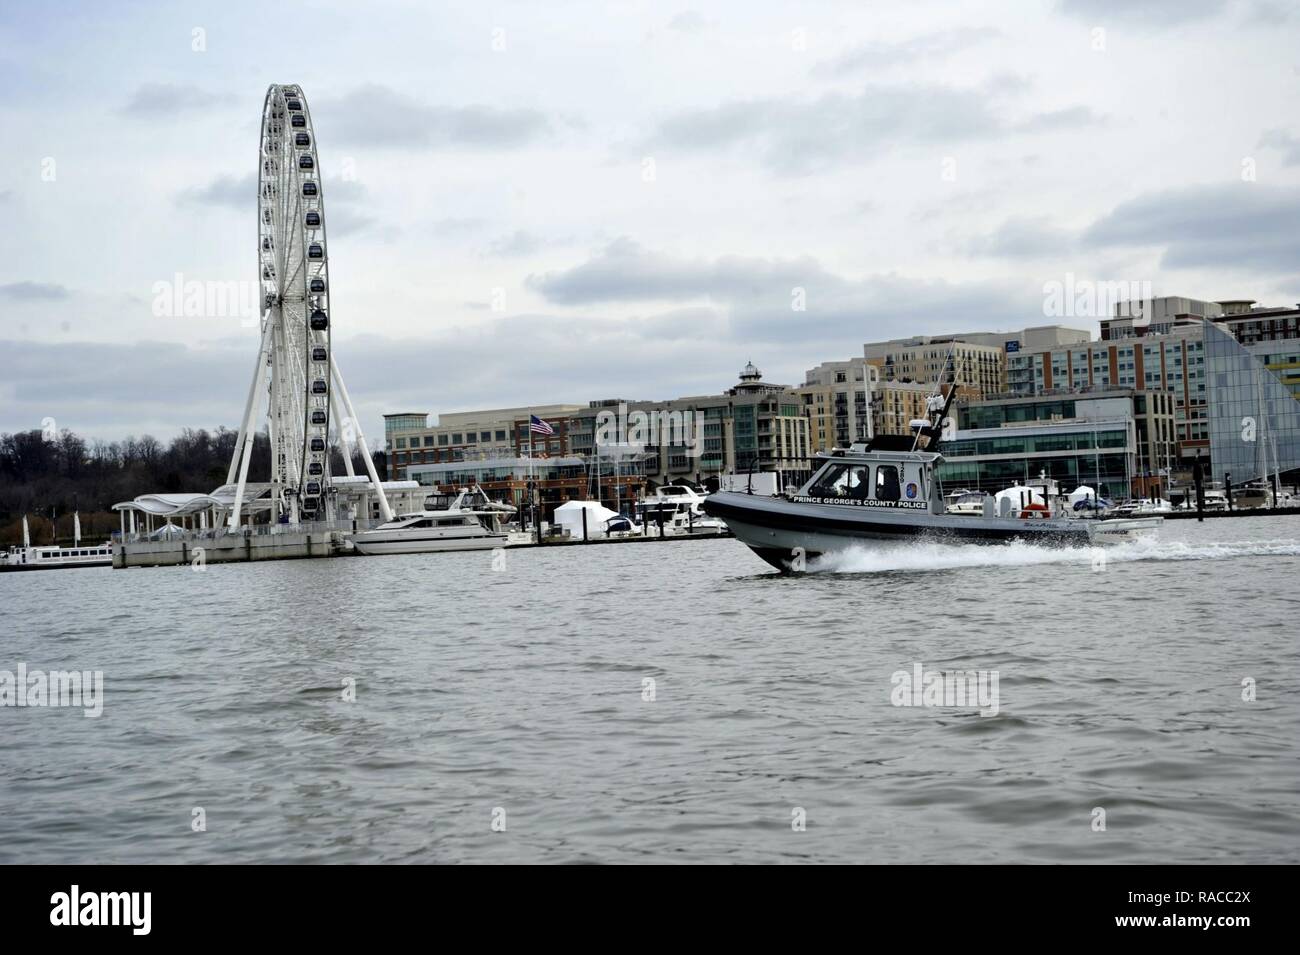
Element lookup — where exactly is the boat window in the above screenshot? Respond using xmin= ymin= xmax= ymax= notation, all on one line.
xmin=810 ymin=464 xmax=848 ymax=496
xmin=811 ymin=463 xmax=872 ymax=498
xmin=848 ymin=466 xmax=871 ymax=499
xmin=876 ymin=465 xmax=901 ymax=502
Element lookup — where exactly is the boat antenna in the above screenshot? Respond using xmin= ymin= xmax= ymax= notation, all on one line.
xmin=912 ymin=342 xmax=959 ymax=452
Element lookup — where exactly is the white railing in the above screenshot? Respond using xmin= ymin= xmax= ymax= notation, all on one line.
xmin=114 ymin=517 xmax=388 ymax=545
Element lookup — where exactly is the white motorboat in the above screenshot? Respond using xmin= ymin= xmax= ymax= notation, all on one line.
xmin=943 ymin=489 xmax=988 ymax=516
xmin=1232 ymin=480 xmax=1293 ymax=509
xmin=1 ymin=513 xmax=111 ymax=571
xmin=2 ymin=542 xmax=114 ymax=571
xmin=636 ymin=482 xmax=727 ymax=535
xmin=352 ymin=486 xmax=514 ymax=555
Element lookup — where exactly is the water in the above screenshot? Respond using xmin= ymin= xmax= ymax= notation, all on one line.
xmin=2 ymin=516 xmax=1298 ymax=864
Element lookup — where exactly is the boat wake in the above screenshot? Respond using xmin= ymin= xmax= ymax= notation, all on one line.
xmin=811 ymin=538 xmax=1300 ymax=574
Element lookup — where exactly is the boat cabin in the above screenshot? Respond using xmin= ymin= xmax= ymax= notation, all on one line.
xmin=793 ymin=446 xmax=939 ymax=511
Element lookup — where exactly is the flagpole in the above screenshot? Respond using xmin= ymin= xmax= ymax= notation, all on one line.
xmin=528 ymin=408 xmax=535 ymax=533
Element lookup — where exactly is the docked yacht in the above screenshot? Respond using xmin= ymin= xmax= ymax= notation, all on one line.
xmin=351 ymin=486 xmax=513 ymax=555
xmin=636 ymin=483 xmax=727 ymax=535
xmin=702 ymin=387 xmax=1161 ymax=572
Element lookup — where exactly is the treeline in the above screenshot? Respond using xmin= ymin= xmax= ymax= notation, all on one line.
xmin=0 ymin=427 xmax=384 ymax=545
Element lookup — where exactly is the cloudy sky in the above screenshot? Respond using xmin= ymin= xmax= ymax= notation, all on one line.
xmin=3 ymin=0 xmax=1298 ymax=443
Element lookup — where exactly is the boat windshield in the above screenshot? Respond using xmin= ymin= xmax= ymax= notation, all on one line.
xmin=809 ymin=463 xmax=872 ymax=499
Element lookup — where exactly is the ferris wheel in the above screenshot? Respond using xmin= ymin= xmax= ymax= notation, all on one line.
xmin=226 ymin=84 xmax=391 ymax=527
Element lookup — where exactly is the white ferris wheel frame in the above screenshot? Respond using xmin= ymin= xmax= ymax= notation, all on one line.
xmin=226 ymin=84 xmax=392 ymax=528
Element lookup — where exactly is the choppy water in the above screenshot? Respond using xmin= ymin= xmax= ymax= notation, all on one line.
xmin=2 ymin=515 xmax=1298 ymax=864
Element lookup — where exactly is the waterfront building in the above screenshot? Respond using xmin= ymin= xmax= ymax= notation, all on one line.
xmin=1203 ymin=320 xmax=1300 ymax=485
xmin=405 ymin=456 xmax=644 ymax=522
xmin=863 ymin=335 xmax=1006 ymax=397
xmin=1005 ymin=299 xmax=1300 ymax=484
xmin=942 ymin=394 xmax=1144 ymax=500
xmin=874 ymin=380 xmax=933 ymax=437
xmin=950 ymin=391 xmax=1175 ymax=498
xmin=394 ymin=365 xmax=812 ymax=514
xmin=1100 ymin=295 xmax=1223 ymax=341
xmin=575 ymin=363 xmax=813 ymax=491
xmin=1005 ymin=322 xmax=1209 ymax=461
xmin=383 ymin=404 xmax=584 ymax=481
xmin=1213 ymin=302 xmax=1300 ymax=401
xmin=796 ymin=360 xmax=876 ymax=452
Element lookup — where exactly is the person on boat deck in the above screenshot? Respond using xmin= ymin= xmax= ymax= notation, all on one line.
xmin=849 ymin=467 xmax=871 ymax=499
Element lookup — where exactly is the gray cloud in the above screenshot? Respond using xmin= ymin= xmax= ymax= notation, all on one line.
xmin=178 ymin=174 xmax=257 ymax=209
xmin=528 ymin=237 xmax=833 ymax=305
xmin=0 ymin=281 xmax=70 ymax=301
xmin=963 ymin=217 xmax=1077 ymax=258
xmin=0 ymin=338 xmax=251 ymax=441
xmin=1082 ymin=183 xmax=1300 ymax=272
xmin=668 ymin=11 xmax=711 ymax=34
xmin=486 ymin=230 xmax=545 ymax=257
xmin=177 ymin=174 xmax=376 ymax=236
xmin=1016 ymin=105 xmax=1105 ymax=132
xmin=1 ymin=266 xmax=1028 ymax=442
xmin=122 ymin=82 xmax=228 ymax=116
xmin=651 ymin=84 xmax=1100 ymax=174
xmin=1259 ymin=128 xmax=1300 ymax=166
xmin=813 ymin=27 xmax=1001 ymax=76
xmin=527 ymin=238 xmax=1025 ymax=348
xmin=318 ymin=84 xmax=551 ymax=150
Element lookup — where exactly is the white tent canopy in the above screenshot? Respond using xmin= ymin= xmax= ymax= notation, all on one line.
xmin=1068 ymin=485 xmax=1097 ymax=505
xmin=552 ymin=500 xmax=629 ymax=538
xmin=994 ymin=484 xmax=1048 ymax=509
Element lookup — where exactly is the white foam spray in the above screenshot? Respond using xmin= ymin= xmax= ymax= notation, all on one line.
xmin=811 ymin=538 xmax=1300 ymax=575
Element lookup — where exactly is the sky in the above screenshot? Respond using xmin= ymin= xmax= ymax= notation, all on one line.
xmin=2 ymin=0 xmax=1299 ymax=445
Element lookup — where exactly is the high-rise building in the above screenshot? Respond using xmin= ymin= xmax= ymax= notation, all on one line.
xmin=796 ymin=360 xmax=875 ymax=452
xmin=863 ymin=335 xmax=1005 ymax=397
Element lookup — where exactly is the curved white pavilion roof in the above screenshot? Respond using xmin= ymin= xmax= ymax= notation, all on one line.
xmin=113 ymin=484 xmax=274 ymax=516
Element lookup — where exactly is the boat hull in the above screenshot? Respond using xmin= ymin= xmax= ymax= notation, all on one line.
xmin=352 ymin=532 xmax=506 ymax=555
xmin=701 ymin=491 xmax=1152 ymax=572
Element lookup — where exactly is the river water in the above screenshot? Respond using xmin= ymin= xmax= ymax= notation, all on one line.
xmin=2 ymin=516 xmax=1298 ymax=863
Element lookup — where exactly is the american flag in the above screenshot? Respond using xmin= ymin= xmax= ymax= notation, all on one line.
xmin=529 ymin=414 xmax=555 ymax=436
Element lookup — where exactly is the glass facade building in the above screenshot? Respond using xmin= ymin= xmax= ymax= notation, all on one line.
xmin=939 ymin=420 xmax=1134 ymax=500
xmin=1204 ymin=321 xmax=1300 ymax=484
